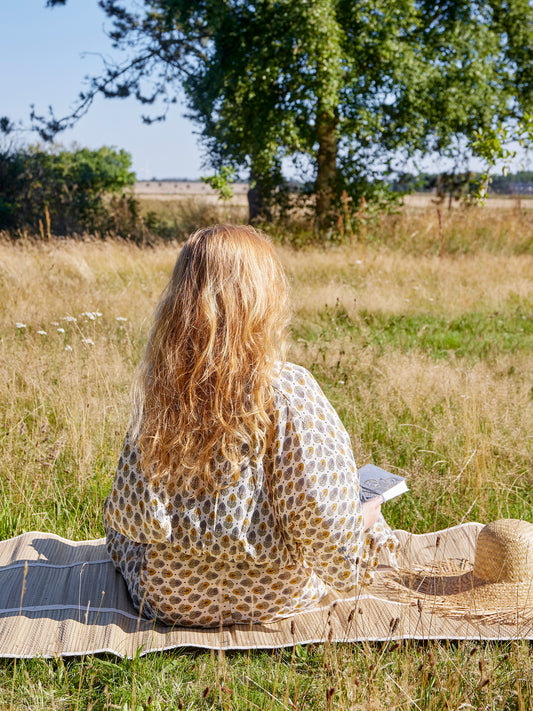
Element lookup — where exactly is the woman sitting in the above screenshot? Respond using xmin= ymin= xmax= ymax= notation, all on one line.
xmin=103 ymin=224 xmax=398 ymax=627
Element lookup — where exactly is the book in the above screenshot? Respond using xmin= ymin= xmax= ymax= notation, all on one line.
xmin=358 ymin=463 xmax=408 ymax=503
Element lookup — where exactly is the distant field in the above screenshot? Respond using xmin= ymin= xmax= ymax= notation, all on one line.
xmin=134 ymin=180 xmax=250 ymax=205
xmin=405 ymin=192 xmax=533 ymax=209
xmin=134 ymin=180 xmax=533 ymax=209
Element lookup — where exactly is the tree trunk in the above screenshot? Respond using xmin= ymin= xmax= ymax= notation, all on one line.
xmin=315 ymin=110 xmax=338 ymax=227
xmin=247 ymin=180 xmax=264 ymax=223
xmin=247 ymin=170 xmax=272 ymax=223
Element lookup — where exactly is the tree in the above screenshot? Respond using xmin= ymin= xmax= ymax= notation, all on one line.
xmin=40 ymin=0 xmax=533 ymax=225
xmin=0 ymin=144 xmax=136 ymax=234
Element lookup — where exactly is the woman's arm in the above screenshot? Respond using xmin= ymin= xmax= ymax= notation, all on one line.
xmin=362 ymin=497 xmax=383 ymax=530
xmin=103 ymin=434 xmax=172 ymax=544
xmin=271 ymin=364 xmax=395 ymax=592
xmin=270 ymin=368 xmax=366 ymax=591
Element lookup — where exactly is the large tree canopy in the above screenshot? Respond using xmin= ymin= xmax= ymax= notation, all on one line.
xmin=44 ymin=0 xmax=533 ymax=223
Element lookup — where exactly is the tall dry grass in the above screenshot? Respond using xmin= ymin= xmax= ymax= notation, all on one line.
xmin=138 ymin=197 xmax=248 ymax=241
xmin=0 ymin=214 xmax=532 ymax=708
xmin=360 ymin=204 xmax=533 ymax=255
xmin=1 ymin=234 xmax=532 ymax=532
xmin=286 ymin=247 xmax=533 ymax=317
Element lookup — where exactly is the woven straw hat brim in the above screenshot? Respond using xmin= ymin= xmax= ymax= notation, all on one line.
xmin=380 ymin=559 xmax=533 ymax=624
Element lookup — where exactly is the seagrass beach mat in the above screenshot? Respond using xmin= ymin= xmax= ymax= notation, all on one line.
xmin=2 ymin=521 xmax=533 ymax=659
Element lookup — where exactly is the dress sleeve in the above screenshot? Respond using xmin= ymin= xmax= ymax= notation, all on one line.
xmin=271 ymin=365 xmax=398 ymax=591
xmin=102 ymin=433 xmax=172 ymax=544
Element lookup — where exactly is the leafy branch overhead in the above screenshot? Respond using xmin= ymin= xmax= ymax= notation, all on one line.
xmin=201 ymin=166 xmax=236 ymax=202
xmin=37 ymin=0 xmax=533 ymax=224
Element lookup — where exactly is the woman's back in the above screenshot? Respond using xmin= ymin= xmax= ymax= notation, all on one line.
xmin=105 ymin=362 xmax=397 ymax=626
xmin=103 ymin=226 xmax=398 ymax=627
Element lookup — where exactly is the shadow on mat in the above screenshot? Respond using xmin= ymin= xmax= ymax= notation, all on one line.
xmin=0 ymin=541 xmax=284 ymax=637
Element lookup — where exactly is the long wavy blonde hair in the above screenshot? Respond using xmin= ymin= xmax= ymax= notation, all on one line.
xmin=130 ymin=224 xmax=291 ymax=490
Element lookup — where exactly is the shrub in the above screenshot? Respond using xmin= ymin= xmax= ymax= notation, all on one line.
xmin=0 ymin=144 xmax=136 ymax=235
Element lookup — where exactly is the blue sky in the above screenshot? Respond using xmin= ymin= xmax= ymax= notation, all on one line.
xmin=1 ymin=1 xmax=205 ymax=179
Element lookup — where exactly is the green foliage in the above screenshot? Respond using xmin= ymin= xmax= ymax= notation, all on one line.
xmin=201 ymin=166 xmax=236 ymax=201
xmin=40 ymin=0 xmax=533 ymax=227
xmin=490 ymin=169 xmax=533 ymax=194
xmin=396 ymin=168 xmax=533 ymax=200
xmin=0 ymin=144 xmax=136 ymax=235
xmin=471 ymin=115 xmax=533 ymax=200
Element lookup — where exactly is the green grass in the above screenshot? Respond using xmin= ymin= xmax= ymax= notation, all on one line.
xmin=2 ymin=641 xmax=533 ymax=709
xmin=0 ymin=233 xmax=532 ymax=709
xmin=293 ymin=302 xmax=533 ymax=360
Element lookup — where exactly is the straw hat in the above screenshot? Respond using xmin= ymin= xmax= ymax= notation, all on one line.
xmin=384 ymin=519 xmax=533 ymax=624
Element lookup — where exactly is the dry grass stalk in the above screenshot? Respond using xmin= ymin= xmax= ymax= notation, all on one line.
xmin=0 ymin=228 xmax=532 ymax=709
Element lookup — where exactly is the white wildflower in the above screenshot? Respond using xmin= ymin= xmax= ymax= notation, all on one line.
xmin=15 ymin=322 xmax=27 ymax=329
xmin=355 ymin=260 xmax=363 ymax=265
xmin=51 ymin=321 xmax=59 ymax=326
xmin=81 ymin=338 xmax=95 ymax=346
xmin=57 ymin=328 xmax=65 ymax=334
xmin=37 ymin=330 xmax=47 ymax=336
xmin=65 ymin=345 xmax=73 ymax=352
xmin=81 ymin=311 xmax=102 ymax=320
xmin=115 ymin=316 xmax=128 ymax=322
xmin=62 ymin=316 xmax=77 ymax=323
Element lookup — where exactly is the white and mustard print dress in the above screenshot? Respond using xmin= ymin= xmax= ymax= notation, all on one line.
xmin=103 ymin=362 xmax=399 ymax=627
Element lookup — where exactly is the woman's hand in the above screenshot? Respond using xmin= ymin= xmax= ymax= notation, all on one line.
xmin=362 ymin=497 xmax=383 ymax=531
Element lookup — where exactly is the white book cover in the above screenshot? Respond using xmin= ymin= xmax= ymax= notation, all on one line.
xmin=358 ymin=463 xmax=408 ymax=503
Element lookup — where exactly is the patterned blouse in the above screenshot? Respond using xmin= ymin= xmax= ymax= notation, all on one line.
xmin=103 ymin=362 xmax=399 ymax=627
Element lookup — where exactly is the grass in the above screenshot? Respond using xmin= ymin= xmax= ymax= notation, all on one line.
xmin=294 ymin=307 xmax=533 ymax=359
xmin=359 ymin=203 xmax=533 ymax=255
xmin=3 ymin=642 xmax=533 ymax=710
xmin=137 ymin=197 xmax=248 ymax=241
xmin=0 ymin=206 xmax=533 ymax=709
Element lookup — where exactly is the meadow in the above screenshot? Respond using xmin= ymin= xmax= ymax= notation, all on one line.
xmin=0 ymin=202 xmax=532 ymax=709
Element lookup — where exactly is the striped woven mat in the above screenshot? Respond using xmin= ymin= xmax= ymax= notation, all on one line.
xmin=1 ymin=522 xmax=532 ymax=658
